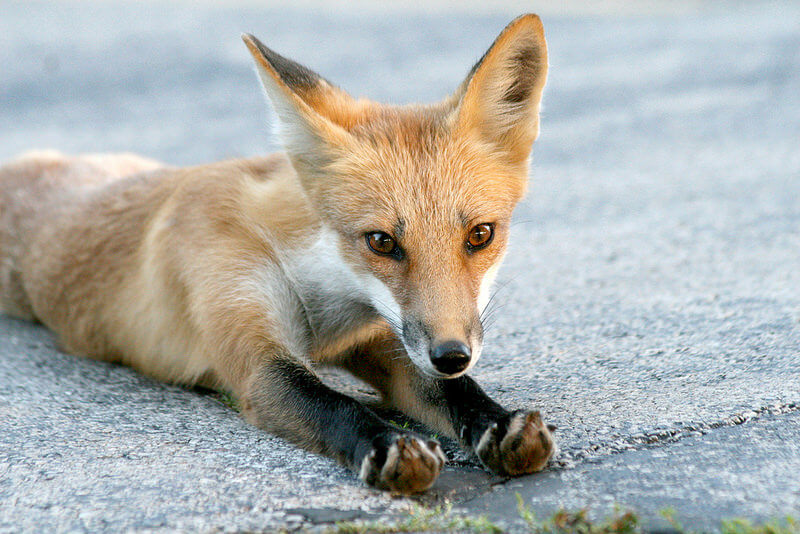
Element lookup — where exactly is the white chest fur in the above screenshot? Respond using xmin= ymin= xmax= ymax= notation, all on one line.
xmin=278 ymin=227 xmax=403 ymax=355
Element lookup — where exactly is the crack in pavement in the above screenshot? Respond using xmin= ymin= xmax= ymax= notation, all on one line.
xmin=551 ymin=401 xmax=800 ymax=470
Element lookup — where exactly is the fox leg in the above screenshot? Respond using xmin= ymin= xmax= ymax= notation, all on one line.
xmin=338 ymin=337 xmax=556 ymax=477
xmin=237 ymin=355 xmax=446 ymax=493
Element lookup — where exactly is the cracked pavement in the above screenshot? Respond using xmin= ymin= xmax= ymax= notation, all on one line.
xmin=1 ymin=1 xmax=799 ymax=532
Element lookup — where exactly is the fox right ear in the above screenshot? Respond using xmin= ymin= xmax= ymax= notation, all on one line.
xmin=242 ymin=34 xmax=351 ymax=170
xmin=451 ymin=15 xmax=548 ymax=166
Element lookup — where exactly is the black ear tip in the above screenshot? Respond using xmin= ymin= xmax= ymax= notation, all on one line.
xmin=546 ymin=423 xmax=557 ymax=433
xmin=242 ymin=33 xmax=278 ymax=61
xmin=242 ymin=33 xmax=270 ymax=54
xmin=241 ymin=33 xmax=263 ymax=56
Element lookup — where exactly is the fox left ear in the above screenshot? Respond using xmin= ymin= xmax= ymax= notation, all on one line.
xmin=242 ymin=33 xmax=352 ymax=174
xmin=451 ymin=14 xmax=548 ymax=165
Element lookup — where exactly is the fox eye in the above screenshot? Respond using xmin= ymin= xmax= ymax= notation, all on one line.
xmin=467 ymin=223 xmax=494 ymax=251
xmin=366 ymin=231 xmax=402 ymax=259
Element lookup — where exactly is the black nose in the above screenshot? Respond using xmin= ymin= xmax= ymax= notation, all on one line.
xmin=430 ymin=340 xmax=471 ymax=375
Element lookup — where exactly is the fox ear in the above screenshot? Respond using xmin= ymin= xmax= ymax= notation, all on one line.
xmin=242 ymin=34 xmax=351 ymax=170
xmin=452 ymin=15 xmax=548 ymax=165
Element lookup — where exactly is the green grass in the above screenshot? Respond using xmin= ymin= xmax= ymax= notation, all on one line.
xmin=388 ymin=419 xmax=412 ymax=430
xmin=719 ymin=517 xmax=800 ymax=534
xmin=329 ymin=503 xmax=502 ymax=533
xmin=329 ymin=497 xmax=800 ymax=534
xmin=213 ymin=389 xmax=239 ymax=411
xmin=515 ymin=495 xmax=639 ymax=534
xmin=387 ymin=418 xmax=439 ymax=441
xmin=660 ymin=507 xmax=800 ymax=534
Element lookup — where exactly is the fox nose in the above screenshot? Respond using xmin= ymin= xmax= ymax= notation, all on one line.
xmin=430 ymin=340 xmax=471 ymax=376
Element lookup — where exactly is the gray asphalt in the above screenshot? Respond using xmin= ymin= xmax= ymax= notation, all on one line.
xmin=1 ymin=1 xmax=799 ymax=532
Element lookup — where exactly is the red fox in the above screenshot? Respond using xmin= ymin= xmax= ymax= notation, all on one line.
xmin=0 ymin=14 xmax=555 ymax=493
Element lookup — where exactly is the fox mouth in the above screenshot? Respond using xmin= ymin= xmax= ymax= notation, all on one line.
xmin=428 ymin=367 xmax=471 ymax=379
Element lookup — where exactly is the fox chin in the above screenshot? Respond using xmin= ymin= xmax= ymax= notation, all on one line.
xmin=0 ymin=14 xmax=556 ymax=493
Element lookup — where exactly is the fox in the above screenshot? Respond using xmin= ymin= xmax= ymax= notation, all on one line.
xmin=0 ymin=14 xmax=555 ymax=493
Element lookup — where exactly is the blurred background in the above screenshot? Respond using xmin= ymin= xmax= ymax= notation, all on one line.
xmin=3 ymin=0 xmax=796 ymax=165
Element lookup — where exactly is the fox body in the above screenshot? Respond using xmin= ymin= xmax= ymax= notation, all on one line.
xmin=0 ymin=15 xmax=554 ymax=492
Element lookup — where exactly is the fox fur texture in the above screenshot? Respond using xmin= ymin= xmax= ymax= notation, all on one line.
xmin=0 ymin=15 xmax=555 ymax=493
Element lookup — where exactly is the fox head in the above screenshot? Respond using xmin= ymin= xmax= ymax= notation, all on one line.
xmin=244 ymin=15 xmax=547 ymax=378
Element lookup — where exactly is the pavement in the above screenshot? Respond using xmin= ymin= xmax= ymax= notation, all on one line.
xmin=1 ymin=1 xmax=799 ymax=532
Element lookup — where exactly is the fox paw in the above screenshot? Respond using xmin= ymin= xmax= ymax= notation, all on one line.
xmin=475 ymin=410 xmax=556 ymax=476
xmin=359 ymin=434 xmax=446 ymax=494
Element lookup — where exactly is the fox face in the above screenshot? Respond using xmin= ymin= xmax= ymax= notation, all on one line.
xmin=244 ymin=15 xmax=547 ymax=377
xmin=324 ymin=126 xmax=527 ymax=378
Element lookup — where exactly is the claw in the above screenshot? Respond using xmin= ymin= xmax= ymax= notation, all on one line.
xmin=359 ymin=449 xmax=379 ymax=486
xmin=428 ymin=440 xmax=447 ymax=465
xmin=525 ymin=410 xmax=543 ymax=425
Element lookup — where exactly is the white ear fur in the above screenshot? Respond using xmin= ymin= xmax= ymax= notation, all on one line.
xmin=242 ymin=34 xmax=347 ymax=169
xmin=250 ymin=59 xmax=323 ymax=165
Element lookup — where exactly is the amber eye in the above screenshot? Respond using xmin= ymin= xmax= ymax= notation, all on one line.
xmin=366 ymin=231 xmax=400 ymax=258
xmin=467 ymin=223 xmax=494 ymax=251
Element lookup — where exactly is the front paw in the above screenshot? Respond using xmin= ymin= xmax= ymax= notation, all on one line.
xmin=359 ymin=434 xmax=447 ymax=494
xmin=475 ymin=410 xmax=556 ymax=476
